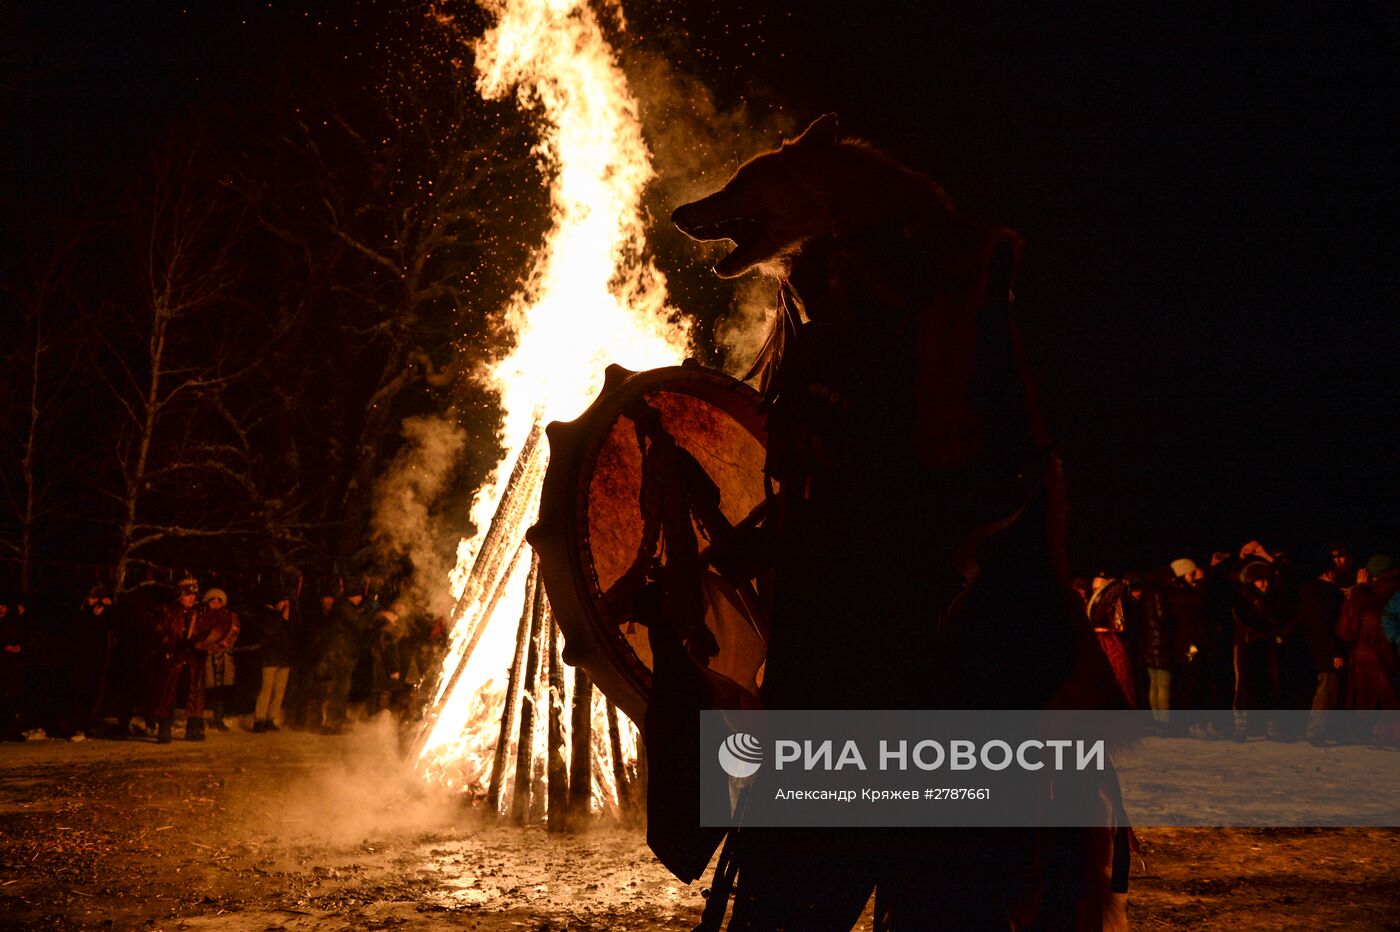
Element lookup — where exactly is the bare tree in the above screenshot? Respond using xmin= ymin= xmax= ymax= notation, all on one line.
xmin=97 ymin=138 xmax=263 ymax=591
xmin=0 ymin=227 xmax=88 ymax=591
xmin=239 ymin=53 xmax=545 ymax=573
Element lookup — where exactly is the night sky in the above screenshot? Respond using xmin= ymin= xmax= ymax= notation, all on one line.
xmin=4 ymin=1 xmax=1397 ymax=573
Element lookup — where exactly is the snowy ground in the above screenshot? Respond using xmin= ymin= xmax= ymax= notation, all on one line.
xmin=1 ymin=721 xmax=1397 ymax=930
xmin=1116 ymin=730 xmax=1400 ymax=826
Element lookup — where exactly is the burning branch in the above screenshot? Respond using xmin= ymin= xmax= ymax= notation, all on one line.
xmin=415 ymin=419 xmax=545 ymax=765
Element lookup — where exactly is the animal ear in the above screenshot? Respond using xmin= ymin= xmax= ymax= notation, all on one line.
xmin=792 ymin=113 xmax=839 ymax=148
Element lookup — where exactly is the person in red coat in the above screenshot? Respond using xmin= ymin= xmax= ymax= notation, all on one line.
xmin=1338 ymin=555 xmax=1400 ymax=746
xmin=1087 ymin=575 xmax=1136 ymax=708
xmin=150 ymin=576 xmax=239 ymax=743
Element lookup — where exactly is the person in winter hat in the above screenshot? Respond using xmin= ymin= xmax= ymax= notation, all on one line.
xmin=201 ymin=589 xmax=239 ymax=731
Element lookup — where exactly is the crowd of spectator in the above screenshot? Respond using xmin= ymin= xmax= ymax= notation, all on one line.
xmin=3 ymin=539 xmax=1397 ymax=751
xmin=1079 ymin=542 xmax=1400 ymax=747
xmin=0 ymin=575 xmax=447 ymax=743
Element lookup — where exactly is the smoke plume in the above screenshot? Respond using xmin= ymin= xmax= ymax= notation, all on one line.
xmin=273 ymin=716 xmax=466 ymax=844
xmin=714 ymin=274 xmax=782 ymax=377
xmin=370 ymin=414 xmax=469 ymax=621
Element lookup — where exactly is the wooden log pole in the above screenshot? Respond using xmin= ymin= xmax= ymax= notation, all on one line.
xmin=510 ymin=571 xmax=549 ymax=825
xmin=546 ymin=612 xmax=569 ymax=833
xmin=606 ymin=698 xmax=630 ymax=815
xmin=486 ymin=553 xmax=539 ymax=816
xmin=633 ymin=729 xmax=649 ymax=822
xmin=413 ymin=422 xmax=544 ymax=758
xmin=432 ymin=538 xmax=528 ymax=708
xmin=568 ymin=667 xmax=593 ymax=826
xmin=410 ymin=538 xmax=531 ymax=761
xmin=448 ymin=421 xmax=544 ymax=621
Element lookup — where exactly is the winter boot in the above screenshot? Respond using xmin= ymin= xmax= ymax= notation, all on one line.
xmin=251 ymin=720 xmax=268 ymax=733
xmin=185 ymin=717 xmax=206 ymax=741
xmin=156 ymin=718 xmax=173 ymax=744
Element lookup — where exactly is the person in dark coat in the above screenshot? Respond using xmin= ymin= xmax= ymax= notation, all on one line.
xmin=367 ymin=608 xmax=404 ymax=716
xmin=1165 ymin=559 xmax=1213 ymax=732
xmin=110 ymin=581 xmax=167 ymax=738
xmin=252 ymin=594 xmax=297 ymax=732
xmin=0 ymin=594 xmax=26 ymax=741
xmin=1260 ymin=558 xmax=1310 ymax=741
xmin=1136 ymin=569 xmax=1176 ymax=730
xmin=70 ymin=585 xmax=114 ymax=739
xmin=397 ymin=612 xmax=447 ymax=723
xmin=1192 ymin=554 xmax=1239 ymax=736
xmin=283 ymin=594 xmax=333 ymax=730
xmin=21 ymin=590 xmax=71 ymax=737
xmin=315 ymin=589 xmax=367 ymax=734
xmin=1292 ymin=563 xmax=1345 ymax=744
xmin=1232 ymin=560 xmax=1280 ymax=739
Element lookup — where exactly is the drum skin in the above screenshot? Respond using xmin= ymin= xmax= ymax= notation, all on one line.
xmin=526 ymin=362 xmax=768 ymax=726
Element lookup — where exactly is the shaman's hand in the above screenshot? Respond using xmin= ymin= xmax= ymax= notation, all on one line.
xmin=603 ymin=565 xmax=649 ymax=622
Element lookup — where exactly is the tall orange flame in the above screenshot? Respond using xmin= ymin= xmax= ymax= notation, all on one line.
xmin=416 ymin=0 xmax=687 ymax=807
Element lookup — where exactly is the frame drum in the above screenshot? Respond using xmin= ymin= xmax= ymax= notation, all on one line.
xmin=527 ymin=363 xmax=768 ymax=725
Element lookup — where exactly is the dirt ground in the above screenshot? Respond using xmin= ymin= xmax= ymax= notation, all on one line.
xmin=1 ymin=721 xmax=1397 ymax=931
